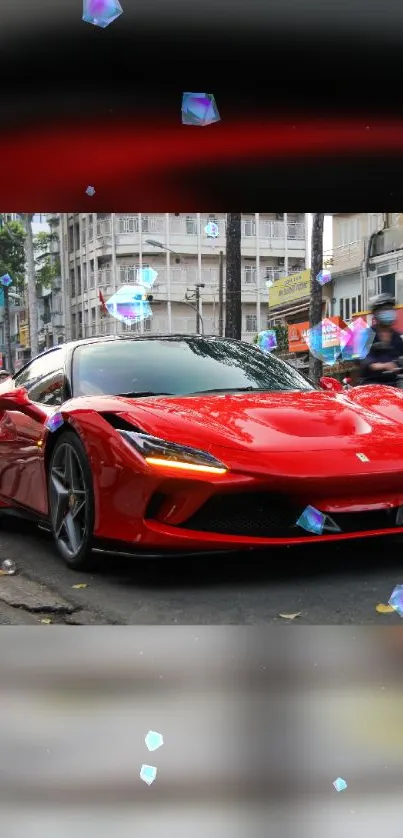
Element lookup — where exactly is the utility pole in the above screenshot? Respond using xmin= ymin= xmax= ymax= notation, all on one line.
xmin=309 ymin=213 xmax=325 ymax=382
xmin=0 ymin=215 xmax=15 ymax=373
xmin=225 ymin=213 xmax=242 ymax=340
xmin=194 ymin=283 xmax=204 ymax=333
xmin=21 ymin=213 xmax=38 ymax=360
xmin=218 ymin=250 xmax=224 ymax=336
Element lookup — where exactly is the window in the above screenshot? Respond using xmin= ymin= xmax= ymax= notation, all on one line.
xmin=244 ymin=266 xmax=256 ymax=284
xmin=186 ymin=217 xmax=197 ymax=235
xmin=345 ymin=298 xmax=351 ymax=321
xmin=245 ymin=315 xmax=257 ymax=333
xmin=380 ymin=273 xmax=395 ymax=296
xmin=14 ymin=349 xmax=64 ymax=396
xmin=339 ymin=299 xmax=344 ymax=319
xmin=339 ymin=217 xmax=359 ymax=246
xmin=357 ymin=294 xmax=362 ymax=312
xmin=351 ymin=297 xmax=357 ymax=315
xmin=143 ymin=318 xmax=152 ymax=332
xmin=243 ymin=220 xmax=256 ymax=237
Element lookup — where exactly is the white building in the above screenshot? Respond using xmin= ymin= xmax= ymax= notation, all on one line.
xmin=54 ymin=213 xmax=308 ymax=342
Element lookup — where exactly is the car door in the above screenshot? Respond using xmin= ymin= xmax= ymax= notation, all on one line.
xmin=0 ymin=349 xmax=65 ymax=514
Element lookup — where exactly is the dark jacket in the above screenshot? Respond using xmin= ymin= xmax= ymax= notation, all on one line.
xmin=359 ymin=329 xmax=403 ymax=384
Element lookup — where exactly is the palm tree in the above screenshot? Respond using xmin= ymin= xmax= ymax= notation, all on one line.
xmin=309 ymin=213 xmax=325 ymax=382
xmin=20 ymin=214 xmax=39 ymax=359
xmin=225 ymin=213 xmax=242 ymax=340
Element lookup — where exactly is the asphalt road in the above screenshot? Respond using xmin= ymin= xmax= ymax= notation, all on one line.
xmin=0 ymin=517 xmax=402 ymax=625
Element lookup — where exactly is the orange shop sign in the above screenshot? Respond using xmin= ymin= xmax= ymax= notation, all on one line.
xmin=288 ymin=316 xmax=346 ymax=353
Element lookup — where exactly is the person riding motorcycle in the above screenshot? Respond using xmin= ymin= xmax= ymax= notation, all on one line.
xmin=358 ymin=293 xmax=403 ymax=386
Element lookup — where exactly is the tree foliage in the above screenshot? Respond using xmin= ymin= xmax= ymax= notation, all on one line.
xmin=34 ymin=231 xmax=60 ymax=288
xmin=0 ymin=221 xmax=26 ymax=290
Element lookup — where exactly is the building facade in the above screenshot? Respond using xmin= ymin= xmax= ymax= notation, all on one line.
xmin=54 ymin=213 xmax=308 ymax=342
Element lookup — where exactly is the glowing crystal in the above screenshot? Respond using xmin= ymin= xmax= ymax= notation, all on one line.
xmin=136 ymin=267 xmax=158 ymax=288
xmin=46 ymin=412 xmax=64 ymax=433
xmin=316 ymin=269 xmax=332 ymax=286
xmin=296 ymin=506 xmax=326 ymax=535
xmin=0 ymin=273 xmax=12 ymax=287
xmin=388 ymin=585 xmax=403 ymax=617
xmin=1 ymin=559 xmax=17 ymax=576
xmin=266 ymin=279 xmax=274 ymax=289
xmin=205 ymin=221 xmax=219 ymax=238
xmin=106 ymin=284 xmax=152 ymax=325
xmin=181 ymin=93 xmax=221 ymax=126
xmin=333 ymin=777 xmax=348 ymax=792
xmin=140 ymin=764 xmax=157 ymax=786
xmin=306 ymin=318 xmax=342 ymax=367
xmin=257 ymin=330 xmax=277 ymax=353
xmin=145 ymin=730 xmax=164 ymax=752
xmin=82 ymin=0 xmax=123 ymax=28
xmin=339 ymin=318 xmax=375 ymax=361
xmin=86 ymin=186 xmax=96 ymax=196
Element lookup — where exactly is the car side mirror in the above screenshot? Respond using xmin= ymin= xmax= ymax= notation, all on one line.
xmin=0 ymin=387 xmax=47 ymax=423
xmin=319 ymin=376 xmax=344 ymax=393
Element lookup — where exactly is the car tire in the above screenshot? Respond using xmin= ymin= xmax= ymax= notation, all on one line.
xmin=48 ymin=430 xmax=97 ymax=571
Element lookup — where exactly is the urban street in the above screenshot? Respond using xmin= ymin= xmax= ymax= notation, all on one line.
xmin=0 ymin=516 xmax=402 ymax=625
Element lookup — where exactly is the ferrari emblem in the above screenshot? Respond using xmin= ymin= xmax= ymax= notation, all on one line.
xmin=356 ymin=453 xmax=369 ymax=463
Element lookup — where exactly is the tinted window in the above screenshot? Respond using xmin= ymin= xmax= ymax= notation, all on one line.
xmin=27 ymin=369 xmax=65 ymax=405
xmin=72 ymin=338 xmax=316 ymax=397
xmin=14 ymin=349 xmax=64 ymax=389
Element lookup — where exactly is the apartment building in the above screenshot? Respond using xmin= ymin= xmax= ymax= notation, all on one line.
xmin=54 ymin=213 xmax=308 ymax=342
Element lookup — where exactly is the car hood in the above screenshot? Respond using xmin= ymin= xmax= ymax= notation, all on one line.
xmin=107 ymin=390 xmax=403 ymax=453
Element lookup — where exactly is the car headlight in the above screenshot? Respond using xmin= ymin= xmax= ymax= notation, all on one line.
xmin=118 ymin=430 xmax=228 ymax=475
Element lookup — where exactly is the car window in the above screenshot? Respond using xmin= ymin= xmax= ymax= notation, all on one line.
xmin=27 ymin=370 xmax=65 ymax=406
xmin=72 ymin=338 xmax=317 ymax=396
xmin=14 ymin=349 xmax=64 ymax=391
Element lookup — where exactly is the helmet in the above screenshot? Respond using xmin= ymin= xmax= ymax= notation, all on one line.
xmin=370 ymin=292 xmax=396 ymax=313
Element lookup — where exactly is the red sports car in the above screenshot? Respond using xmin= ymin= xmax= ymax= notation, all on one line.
xmin=1 ymin=333 xmax=403 ymax=570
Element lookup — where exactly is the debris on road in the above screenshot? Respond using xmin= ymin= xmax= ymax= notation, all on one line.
xmin=375 ymin=603 xmax=395 ymax=614
xmin=0 ymin=559 xmax=17 ymax=576
xmin=72 ymin=583 xmax=88 ymax=589
xmin=278 ymin=612 xmax=302 ymax=620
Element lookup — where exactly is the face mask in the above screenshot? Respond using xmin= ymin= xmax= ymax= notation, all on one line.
xmin=377 ymin=309 xmax=396 ymax=326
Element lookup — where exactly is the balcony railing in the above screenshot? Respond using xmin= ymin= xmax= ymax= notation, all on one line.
xmin=331 ymin=240 xmax=365 ymax=272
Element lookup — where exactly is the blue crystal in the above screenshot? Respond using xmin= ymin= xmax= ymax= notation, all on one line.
xmin=306 ymin=318 xmax=342 ymax=367
xmin=205 ymin=221 xmax=219 ymax=238
xmin=145 ymin=730 xmax=164 ymax=752
xmin=296 ymin=506 xmax=326 ymax=535
xmin=136 ymin=267 xmax=158 ymax=287
xmin=257 ymin=330 xmax=277 ymax=353
xmin=140 ymin=764 xmax=157 ymax=786
xmin=86 ymin=186 xmax=96 ymax=196
xmin=82 ymin=0 xmax=123 ymax=28
xmin=182 ymin=93 xmax=221 ymax=126
xmin=106 ymin=284 xmax=153 ymax=324
xmin=316 ymin=270 xmax=332 ymax=286
xmin=45 ymin=413 xmax=64 ymax=433
xmin=0 ymin=273 xmax=12 ymax=287
xmin=388 ymin=584 xmax=403 ymax=617
xmin=333 ymin=777 xmax=348 ymax=792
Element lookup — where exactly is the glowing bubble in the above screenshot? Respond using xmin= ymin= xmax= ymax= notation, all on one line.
xmin=257 ymin=330 xmax=277 ymax=352
xmin=333 ymin=777 xmax=348 ymax=792
xmin=136 ymin=267 xmax=158 ymax=287
xmin=140 ymin=764 xmax=157 ymax=786
xmin=339 ymin=318 xmax=375 ymax=361
xmin=45 ymin=413 xmax=64 ymax=433
xmin=296 ymin=505 xmax=326 ymax=535
xmin=86 ymin=186 xmax=96 ymax=197
xmin=145 ymin=730 xmax=164 ymax=752
xmin=82 ymin=0 xmax=123 ymax=28
xmin=266 ymin=279 xmax=274 ymax=289
xmin=205 ymin=221 xmax=219 ymax=238
xmin=306 ymin=318 xmax=342 ymax=367
xmin=181 ymin=93 xmax=221 ymax=126
xmin=0 ymin=273 xmax=12 ymax=287
xmin=106 ymin=284 xmax=152 ymax=324
xmin=316 ymin=269 xmax=332 ymax=286
xmin=388 ymin=585 xmax=403 ymax=618
xmin=1 ymin=559 xmax=17 ymax=576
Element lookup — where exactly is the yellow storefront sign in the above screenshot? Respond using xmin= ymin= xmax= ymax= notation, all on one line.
xmin=268 ymin=269 xmax=311 ymax=308
xmin=19 ymin=325 xmax=29 ymax=348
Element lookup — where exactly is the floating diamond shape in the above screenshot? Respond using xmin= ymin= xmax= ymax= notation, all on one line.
xmin=257 ymin=330 xmax=277 ymax=353
xmin=145 ymin=730 xmax=164 ymax=752
xmin=296 ymin=506 xmax=326 ymax=535
xmin=86 ymin=185 xmax=96 ymax=197
xmin=388 ymin=584 xmax=403 ymax=617
xmin=140 ymin=764 xmax=157 ymax=786
xmin=333 ymin=777 xmax=348 ymax=792
xmin=82 ymin=0 xmax=123 ymax=28
xmin=316 ymin=269 xmax=332 ymax=286
xmin=266 ymin=279 xmax=274 ymax=289
xmin=45 ymin=412 xmax=64 ymax=433
xmin=136 ymin=267 xmax=158 ymax=288
xmin=306 ymin=318 xmax=342 ymax=367
xmin=106 ymin=284 xmax=153 ymax=324
xmin=339 ymin=318 xmax=375 ymax=361
xmin=0 ymin=273 xmax=12 ymax=287
xmin=181 ymin=93 xmax=221 ymax=126
xmin=205 ymin=221 xmax=219 ymax=238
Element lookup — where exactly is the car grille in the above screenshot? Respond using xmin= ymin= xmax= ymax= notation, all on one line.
xmin=179 ymin=493 xmax=402 ymax=538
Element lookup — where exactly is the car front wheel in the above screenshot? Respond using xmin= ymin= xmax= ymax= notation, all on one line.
xmin=48 ymin=430 xmax=96 ymax=571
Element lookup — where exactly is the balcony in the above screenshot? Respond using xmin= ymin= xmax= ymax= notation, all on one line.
xmin=331 ymin=240 xmax=365 ymax=273
xmin=371 ymin=225 xmax=403 ymax=258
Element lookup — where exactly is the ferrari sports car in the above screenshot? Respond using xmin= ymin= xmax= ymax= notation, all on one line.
xmin=2 ymin=333 xmax=403 ymax=570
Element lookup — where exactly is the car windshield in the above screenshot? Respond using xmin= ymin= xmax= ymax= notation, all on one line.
xmin=72 ymin=338 xmax=317 ymax=397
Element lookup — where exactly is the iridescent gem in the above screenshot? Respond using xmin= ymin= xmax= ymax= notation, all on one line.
xmin=86 ymin=186 xmax=96 ymax=196
xmin=306 ymin=318 xmax=342 ymax=366
xmin=339 ymin=318 xmax=375 ymax=361
xmin=388 ymin=584 xmax=403 ymax=617
xmin=257 ymin=330 xmax=277 ymax=353
xmin=296 ymin=506 xmax=326 ymax=535
xmin=316 ymin=269 xmax=332 ymax=286
xmin=106 ymin=284 xmax=153 ymax=324
xmin=46 ymin=412 xmax=64 ymax=433
xmin=1 ymin=559 xmax=17 ymax=576
xmin=205 ymin=221 xmax=219 ymax=238
xmin=145 ymin=730 xmax=164 ymax=752
xmin=0 ymin=273 xmax=12 ymax=287
xmin=333 ymin=777 xmax=348 ymax=792
xmin=140 ymin=764 xmax=157 ymax=786
xmin=82 ymin=0 xmax=123 ymax=28
xmin=136 ymin=267 xmax=158 ymax=287
xmin=181 ymin=93 xmax=221 ymax=126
